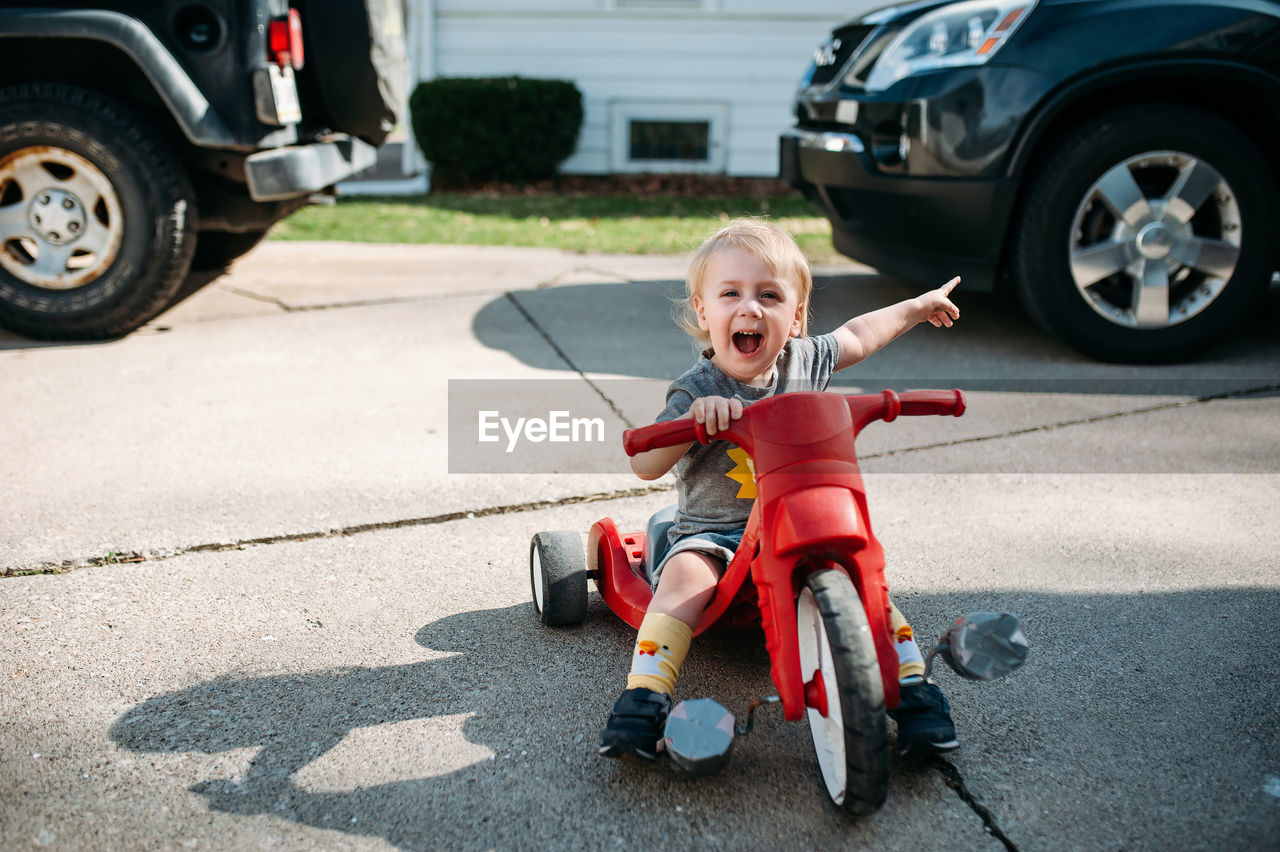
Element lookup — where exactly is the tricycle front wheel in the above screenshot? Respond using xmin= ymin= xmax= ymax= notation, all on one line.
xmin=797 ymin=569 xmax=890 ymax=815
xmin=530 ymin=531 xmax=588 ymax=626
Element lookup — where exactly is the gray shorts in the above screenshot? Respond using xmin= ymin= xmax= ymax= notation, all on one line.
xmin=646 ymin=528 xmax=745 ymax=592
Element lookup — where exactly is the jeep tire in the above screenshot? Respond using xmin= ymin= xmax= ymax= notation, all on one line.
xmin=0 ymin=84 xmax=196 ymax=340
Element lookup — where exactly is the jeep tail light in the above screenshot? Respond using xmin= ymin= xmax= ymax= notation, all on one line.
xmin=268 ymin=8 xmax=304 ymax=70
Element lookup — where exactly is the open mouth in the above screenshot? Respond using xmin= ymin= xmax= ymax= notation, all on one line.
xmin=733 ymin=331 xmax=762 ymax=355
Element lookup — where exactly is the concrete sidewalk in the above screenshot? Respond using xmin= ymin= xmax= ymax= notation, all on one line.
xmin=1 ymin=241 xmax=1277 ymax=850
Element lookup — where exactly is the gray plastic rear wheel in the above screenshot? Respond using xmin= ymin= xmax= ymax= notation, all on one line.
xmin=530 ymin=531 xmax=588 ymax=626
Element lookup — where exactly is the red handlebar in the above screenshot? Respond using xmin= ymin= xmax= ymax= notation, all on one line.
xmin=622 ymin=389 xmax=965 ymax=457
xmin=622 ymin=417 xmax=702 ymax=456
xmin=893 ymin=388 xmax=967 ymax=419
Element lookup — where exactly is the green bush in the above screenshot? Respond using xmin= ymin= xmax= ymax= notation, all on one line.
xmin=409 ymin=77 xmax=584 ymax=184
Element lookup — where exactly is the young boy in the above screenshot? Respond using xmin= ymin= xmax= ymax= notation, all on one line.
xmin=599 ymin=218 xmax=961 ymax=762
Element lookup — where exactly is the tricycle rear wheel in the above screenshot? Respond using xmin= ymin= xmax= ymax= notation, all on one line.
xmin=530 ymin=531 xmax=588 ymax=626
xmin=797 ymin=569 xmax=890 ymax=815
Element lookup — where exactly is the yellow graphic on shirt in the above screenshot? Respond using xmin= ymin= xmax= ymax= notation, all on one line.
xmin=726 ymin=447 xmax=757 ymax=499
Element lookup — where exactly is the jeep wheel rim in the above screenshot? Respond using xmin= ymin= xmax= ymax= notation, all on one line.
xmin=1069 ymin=150 xmax=1240 ymax=330
xmin=0 ymin=147 xmax=124 ymax=291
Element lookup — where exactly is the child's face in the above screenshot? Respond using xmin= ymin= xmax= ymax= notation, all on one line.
xmin=693 ymin=246 xmax=805 ymax=387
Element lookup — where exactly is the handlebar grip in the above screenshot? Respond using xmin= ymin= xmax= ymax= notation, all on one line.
xmin=897 ymin=389 xmax=966 ymax=417
xmin=622 ymin=418 xmax=702 ymax=456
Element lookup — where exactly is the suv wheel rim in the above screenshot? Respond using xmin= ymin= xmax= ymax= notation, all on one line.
xmin=1068 ymin=150 xmax=1240 ymax=330
xmin=0 ymin=147 xmax=124 ymax=291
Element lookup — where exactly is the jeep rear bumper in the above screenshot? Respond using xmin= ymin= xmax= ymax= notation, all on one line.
xmin=245 ymin=136 xmax=379 ymax=201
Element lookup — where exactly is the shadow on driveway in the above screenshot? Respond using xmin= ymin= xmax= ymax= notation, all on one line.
xmin=472 ymin=270 xmax=1280 ymax=392
xmin=109 ymin=590 xmax=1279 ymax=849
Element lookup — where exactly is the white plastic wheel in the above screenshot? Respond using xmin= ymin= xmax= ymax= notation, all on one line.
xmin=796 ymin=569 xmax=890 ymax=815
xmin=798 ymin=584 xmax=846 ymax=803
xmin=531 ymin=545 xmax=547 ymax=614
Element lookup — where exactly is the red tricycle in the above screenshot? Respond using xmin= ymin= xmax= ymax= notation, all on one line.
xmin=529 ymin=389 xmax=1027 ymax=815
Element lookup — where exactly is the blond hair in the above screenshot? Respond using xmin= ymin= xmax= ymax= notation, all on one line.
xmin=676 ymin=218 xmax=813 ymax=346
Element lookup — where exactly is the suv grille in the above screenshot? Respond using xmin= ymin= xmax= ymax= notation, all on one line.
xmin=808 ymin=25 xmax=875 ymax=86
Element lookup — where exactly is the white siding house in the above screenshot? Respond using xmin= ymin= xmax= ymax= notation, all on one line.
xmin=404 ymin=0 xmax=882 ymax=178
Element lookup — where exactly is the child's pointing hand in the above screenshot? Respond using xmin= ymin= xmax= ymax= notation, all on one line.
xmin=921 ymin=276 xmax=961 ymax=328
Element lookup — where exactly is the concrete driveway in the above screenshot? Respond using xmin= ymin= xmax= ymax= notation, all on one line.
xmin=1 ymin=241 xmax=1277 ymax=850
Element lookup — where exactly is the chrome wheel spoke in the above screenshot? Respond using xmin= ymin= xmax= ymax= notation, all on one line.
xmin=1095 ymin=162 xmax=1154 ymax=229
xmin=1174 ymin=235 xmax=1239 ymax=280
xmin=1133 ymin=260 xmax=1171 ymax=327
xmin=1163 ymin=158 xmax=1222 ymax=225
xmin=1070 ymin=239 xmax=1131 ymax=288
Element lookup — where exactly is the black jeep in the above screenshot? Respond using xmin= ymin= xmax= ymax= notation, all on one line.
xmin=0 ymin=0 xmax=406 ymax=340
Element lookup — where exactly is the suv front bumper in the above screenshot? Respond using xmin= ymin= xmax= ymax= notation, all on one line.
xmin=245 ymin=136 xmax=379 ymax=202
xmin=780 ymin=127 xmax=1016 ymax=291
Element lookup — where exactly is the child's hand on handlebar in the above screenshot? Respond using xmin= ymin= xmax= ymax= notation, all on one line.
xmin=689 ymin=395 xmax=743 ymax=436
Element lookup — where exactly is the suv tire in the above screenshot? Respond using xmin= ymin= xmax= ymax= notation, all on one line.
xmin=0 ymin=84 xmax=196 ymax=340
xmin=1012 ymin=105 xmax=1277 ymax=363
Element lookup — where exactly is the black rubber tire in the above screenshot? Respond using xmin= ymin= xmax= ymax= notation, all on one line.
xmin=530 ymin=531 xmax=588 ymax=627
xmin=1011 ymin=104 xmax=1277 ymax=363
xmin=798 ymin=568 xmax=890 ymax=815
xmin=191 ymin=229 xmax=270 ymax=272
xmin=0 ymin=84 xmax=196 ymax=340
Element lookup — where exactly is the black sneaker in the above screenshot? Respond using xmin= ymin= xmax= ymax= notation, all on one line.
xmin=599 ymin=687 xmax=672 ymax=761
xmin=890 ymin=679 xmax=959 ymax=757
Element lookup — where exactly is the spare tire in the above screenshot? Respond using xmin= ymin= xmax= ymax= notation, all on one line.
xmin=293 ymin=0 xmax=407 ymax=146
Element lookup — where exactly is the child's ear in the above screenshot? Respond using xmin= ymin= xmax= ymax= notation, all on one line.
xmin=791 ymin=302 xmax=805 ymax=337
xmin=693 ymin=295 xmax=709 ymax=331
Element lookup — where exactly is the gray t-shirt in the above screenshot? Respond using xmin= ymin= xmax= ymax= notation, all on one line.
xmin=656 ymin=333 xmax=841 ymax=541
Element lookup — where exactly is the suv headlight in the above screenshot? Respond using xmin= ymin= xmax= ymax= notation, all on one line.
xmin=863 ymin=0 xmax=1037 ymax=92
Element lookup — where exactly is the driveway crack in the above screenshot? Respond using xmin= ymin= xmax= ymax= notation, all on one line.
xmin=861 ymin=381 xmax=1279 ymax=462
xmin=504 ymin=291 xmax=635 ymax=428
xmin=2 ymin=484 xmax=672 ymax=578
xmin=930 ymin=756 xmax=1020 ymax=851
xmin=9 ymin=383 xmax=1272 ymax=578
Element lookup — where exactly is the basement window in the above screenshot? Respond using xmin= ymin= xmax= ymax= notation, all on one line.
xmin=610 ymin=101 xmax=728 ymax=173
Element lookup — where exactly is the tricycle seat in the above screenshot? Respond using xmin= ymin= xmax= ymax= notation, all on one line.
xmin=643 ymin=504 xmax=677 ymax=578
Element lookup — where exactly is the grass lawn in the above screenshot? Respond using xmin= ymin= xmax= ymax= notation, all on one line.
xmin=269 ymin=191 xmax=845 ymax=265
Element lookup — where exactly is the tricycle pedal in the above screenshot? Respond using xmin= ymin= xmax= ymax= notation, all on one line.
xmin=663 ymin=698 xmax=737 ymax=776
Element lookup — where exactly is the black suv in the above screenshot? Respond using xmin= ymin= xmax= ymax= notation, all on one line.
xmin=0 ymin=1 xmax=406 ymax=340
xmin=781 ymin=0 xmax=1280 ymax=362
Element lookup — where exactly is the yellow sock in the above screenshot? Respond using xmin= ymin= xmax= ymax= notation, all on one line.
xmin=889 ymin=601 xmax=926 ymax=681
xmin=625 ymin=612 xmax=693 ymax=695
